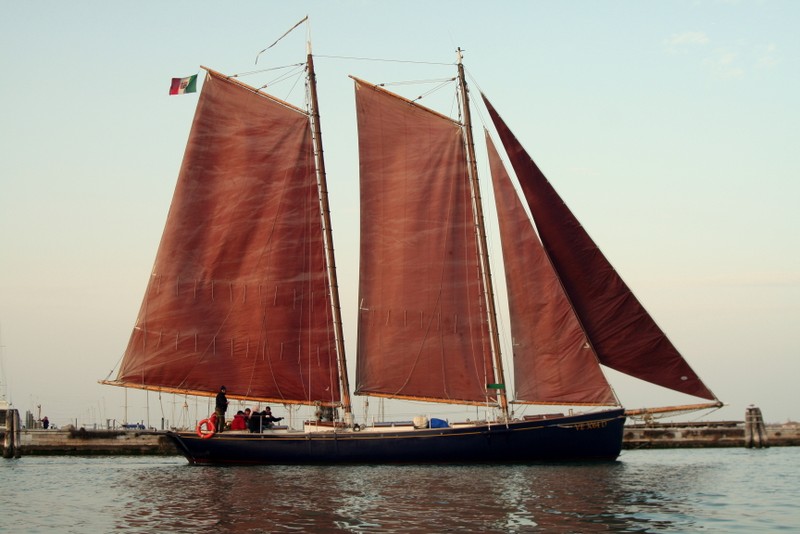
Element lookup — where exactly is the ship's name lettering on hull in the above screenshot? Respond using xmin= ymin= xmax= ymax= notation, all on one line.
xmin=573 ymin=421 xmax=608 ymax=430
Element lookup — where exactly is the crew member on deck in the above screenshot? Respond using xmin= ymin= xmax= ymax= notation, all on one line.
xmin=248 ymin=409 xmax=261 ymax=433
xmin=215 ymin=386 xmax=229 ymax=433
xmin=261 ymin=407 xmax=283 ymax=429
xmin=230 ymin=410 xmax=247 ymax=431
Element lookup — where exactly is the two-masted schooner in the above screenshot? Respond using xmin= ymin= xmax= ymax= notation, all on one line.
xmin=102 ymin=39 xmax=720 ymax=464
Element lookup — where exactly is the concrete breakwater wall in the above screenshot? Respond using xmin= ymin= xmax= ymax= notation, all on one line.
xmin=13 ymin=428 xmax=178 ymax=456
xmin=623 ymin=420 xmax=800 ymax=449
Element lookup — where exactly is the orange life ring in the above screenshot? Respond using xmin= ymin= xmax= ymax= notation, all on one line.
xmin=196 ymin=418 xmax=216 ymax=439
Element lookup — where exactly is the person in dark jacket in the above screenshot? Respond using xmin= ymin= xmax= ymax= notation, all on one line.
xmin=248 ymin=410 xmax=261 ymax=433
xmin=215 ymin=386 xmax=228 ymax=433
xmin=261 ymin=407 xmax=283 ymax=429
xmin=248 ymin=407 xmax=284 ymax=432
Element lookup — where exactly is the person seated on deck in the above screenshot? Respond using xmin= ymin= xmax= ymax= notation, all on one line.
xmin=230 ymin=410 xmax=247 ymax=431
xmin=247 ymin=408 xmax=283 ymax=432
xmin=261 ymin=407 xmax=283 ymax=429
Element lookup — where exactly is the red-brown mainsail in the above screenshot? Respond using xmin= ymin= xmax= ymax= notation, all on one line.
xmin=353 ymin=78 xmax=496 ymax=405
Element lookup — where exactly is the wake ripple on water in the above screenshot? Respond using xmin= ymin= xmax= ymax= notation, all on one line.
xmin=1 ymin=448 xmax=799 ymax=533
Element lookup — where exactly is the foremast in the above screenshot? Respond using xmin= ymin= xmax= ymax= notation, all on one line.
xmin=456 ymin=49 xmax=509 ymax=421
xmin=306 ymin=44 xmax=353 ymax=424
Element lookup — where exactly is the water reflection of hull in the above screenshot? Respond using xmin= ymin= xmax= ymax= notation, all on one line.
xmin=168 ymin=408 xmax=625 ymax=465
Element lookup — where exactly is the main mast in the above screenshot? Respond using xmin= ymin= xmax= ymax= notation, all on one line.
xmin=456 ymin=49 xmax=509 ymax=420
xmin=306 ymin=43 xmax=353 ymax=423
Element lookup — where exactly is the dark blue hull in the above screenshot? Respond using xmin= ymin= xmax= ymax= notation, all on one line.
xmin=167 ymin=408 xmax=626 ymax=465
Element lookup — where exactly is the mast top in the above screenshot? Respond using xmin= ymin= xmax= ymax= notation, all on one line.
xmin=456 ymin=47 xmax=464 ymax=65
xmin=306 ymin=15 xmax=312 ymax=55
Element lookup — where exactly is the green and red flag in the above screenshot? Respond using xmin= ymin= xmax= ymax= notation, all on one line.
xmin=169 ymin=74 xmax=197 ymax=95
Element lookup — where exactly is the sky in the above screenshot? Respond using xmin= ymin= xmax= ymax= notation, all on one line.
xmin=1 ymin=1 xmax=798 ymax=429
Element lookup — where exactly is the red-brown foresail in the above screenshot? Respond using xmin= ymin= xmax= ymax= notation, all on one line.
xmin=486 ymin=133 xmax=617 ymax=405
xmin=109 ymin=69 xmax=341 ymax=405
xmin=483 ymin=94 xmax=717 ymax=401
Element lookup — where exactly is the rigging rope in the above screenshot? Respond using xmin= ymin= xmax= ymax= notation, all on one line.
xmin=231 ymin=63 xmax=305 ymax=79
xmin=316 ymin=54 xmax=451 ymax=66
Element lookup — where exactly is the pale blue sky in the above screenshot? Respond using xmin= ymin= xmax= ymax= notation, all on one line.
xmin=1 ymin=1 xmax=798 ymax=427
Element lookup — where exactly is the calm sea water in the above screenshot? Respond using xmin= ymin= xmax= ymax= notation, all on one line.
xmin=1 ymin=448 xmax=798 ymax=533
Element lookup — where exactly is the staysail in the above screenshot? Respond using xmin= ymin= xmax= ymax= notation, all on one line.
xmin=353 ymin=78 xmax=496 ymax=405
xmin=486 ymin=133 xmax=617 ymax=406
xmin=107 ymin=69 xmax=342 ymax=405
xmin=483 ymin=95 xmax=718 ymax=401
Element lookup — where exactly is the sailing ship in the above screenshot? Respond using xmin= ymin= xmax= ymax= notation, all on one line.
xmin=102 ymin=42 xmax=721 ymax=464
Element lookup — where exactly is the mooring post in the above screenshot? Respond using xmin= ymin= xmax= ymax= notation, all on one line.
xmin=2 ymin=408 xmax=20 ymax=459
xmin=12 ymin=410 xmax=21 ymax=458
xmin=1 ymin=410 xmax=10 ymax=459
xmin=745 ymin=405 xmax=769 ymax=449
